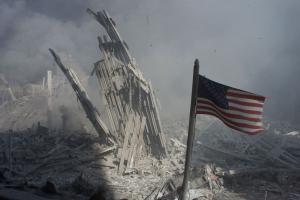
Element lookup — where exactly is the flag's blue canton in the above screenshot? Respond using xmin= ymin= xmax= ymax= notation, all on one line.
xmin=198 ymin=75 xmax=229 ymax=109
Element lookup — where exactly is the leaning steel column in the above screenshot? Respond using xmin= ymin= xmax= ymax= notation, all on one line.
xmin=49 ymin=48 xmax=115 ymax=144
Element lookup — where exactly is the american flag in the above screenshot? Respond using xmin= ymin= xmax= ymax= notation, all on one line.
xmin=196 ymin=75 xmax=266 ymax=135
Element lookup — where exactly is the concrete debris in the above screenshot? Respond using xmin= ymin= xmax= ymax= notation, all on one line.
xmin=156 ymin=117 xmax=300 ymax=200
xmin=0 ymin=98 xmax=300 ymax=199
xmin=0 ymin=121 xmax=186 ymax=200
xmin=193 ymin=118 xmax=300 ymax=170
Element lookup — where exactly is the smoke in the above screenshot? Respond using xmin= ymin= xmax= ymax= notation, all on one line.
xmin=0 ymin=0 xmax=101 ymax=83
xmin=0 ymin=0 xmax=299 ymax=122
xmin=250 ymin=1 xmax=300 ymax=124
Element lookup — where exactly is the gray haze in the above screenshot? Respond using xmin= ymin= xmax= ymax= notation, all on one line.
xmin=0 ymin=0 xmax=299 ymax=123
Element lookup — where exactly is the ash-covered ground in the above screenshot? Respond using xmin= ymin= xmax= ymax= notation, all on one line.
xmin=0 ymin=87 xmax=299 ymax=200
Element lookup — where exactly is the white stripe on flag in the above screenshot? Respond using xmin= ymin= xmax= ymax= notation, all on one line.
xmin=197 ymin=98 xmax=263 ymax=118
xmin=197 ymin=107 xmax=263 ymax=126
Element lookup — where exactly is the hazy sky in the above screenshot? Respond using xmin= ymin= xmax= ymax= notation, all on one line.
xmin=0 ymin=0 xmax=299 ymax=122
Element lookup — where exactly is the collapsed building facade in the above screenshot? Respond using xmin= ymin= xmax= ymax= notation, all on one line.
xmin=50 ymin=9 xmax=167 ymax=175
xmin=90 ymin=9 xmax=167 ymax=155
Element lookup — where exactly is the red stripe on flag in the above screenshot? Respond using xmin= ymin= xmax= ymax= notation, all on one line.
xmin=197 ymin=98 xmax=263 ymax=115
xmin=196 ymin=107 xmax=263 ymax=129
xmin=227 ymin=91 xmax=265 ymax=102
xmin=197 ymin=103 xmax=262 ymax=122
xmin=196 ymin=111 xmax=264 ymax=135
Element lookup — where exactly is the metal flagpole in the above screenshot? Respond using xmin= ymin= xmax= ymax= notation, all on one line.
xmin=181 ymin=59 xmax=200 ymax=200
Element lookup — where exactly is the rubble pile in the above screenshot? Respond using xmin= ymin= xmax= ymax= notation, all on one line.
xmin=162 ymin=117 xmax=300 ymax=199
xmin=0 ymin=95 xmax=47 ymax=131
xmin=0 ymin=102 xmax=300 ymax=199
xmin=194 ymin=117 xmax=300 ymax=170
xmin=0 ymin=127 xmax=183 ymax=200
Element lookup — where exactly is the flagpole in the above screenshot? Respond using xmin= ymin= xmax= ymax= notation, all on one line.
xmin=181 ymin=59 xmax=200 ymax=200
